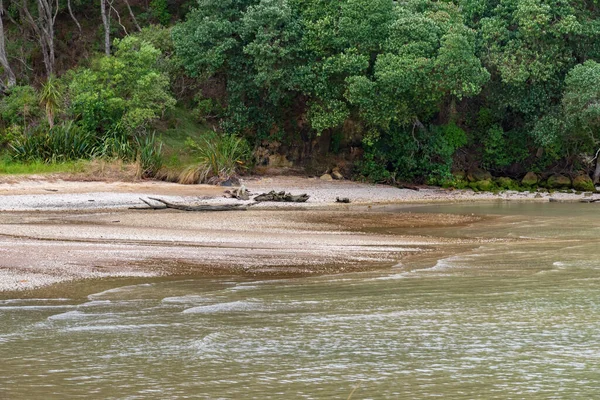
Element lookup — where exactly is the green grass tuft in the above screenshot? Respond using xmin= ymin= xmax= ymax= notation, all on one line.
xmin=0 ymin=156 xmax=88 ymax=175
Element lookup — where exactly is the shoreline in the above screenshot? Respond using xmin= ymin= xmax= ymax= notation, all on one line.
xmin=0 ymin=175 xmax=593 ymax=294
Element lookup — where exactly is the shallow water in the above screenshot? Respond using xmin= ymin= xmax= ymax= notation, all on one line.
xmin=2 ymin=202 xmax=600 ymax=399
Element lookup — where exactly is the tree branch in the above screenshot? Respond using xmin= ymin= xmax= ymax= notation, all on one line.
xmin=108 ymin=0 xmax=128 ymax=35
xmin=67 ymin=0 xmax=82 ymax=34
xmin=123 ymin=0 xmax=141 ymax=31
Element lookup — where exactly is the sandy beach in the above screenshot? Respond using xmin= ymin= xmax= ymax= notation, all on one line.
xmin=0 ymin=175 xmax=595 ymax=293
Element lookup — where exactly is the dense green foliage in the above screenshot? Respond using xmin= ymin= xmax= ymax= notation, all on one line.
xmin=2 ymin=0 xmax=600 ymax=183
xmin=169 ymin=0 xmax=600 ymax=182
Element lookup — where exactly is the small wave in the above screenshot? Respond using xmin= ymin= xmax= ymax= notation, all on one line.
xmin=87 ymin=284 xmax=153 ymax=300
xmin=0 ymin=298 xmax=70 ymax=305
xmin=228 ymin=285 xmax=258 ymax=292
xmin=79 ymin=300 xmax=112 ymax=307
xmin=371 ymin=272 xmax=410 ymax=281
xmin=161 ymin=295 xmax=212 ymax=304
xmin=553 ymin=261 xmax=567 ymax=268
xmin=64 ymin=323 xmax=170 ymax=332
xmin=48 ymin=311 xmax=92 ymax=321
xmin=182 ymin=300 xmax=263 ymax=314
xmin=0 ymin=332 xmax=26 ymax=344
xmin=190 ymin=332 xmax=222 ymax=351
xmin=0 ymin=305 xmax=74 ymax=311
xmin=302 ymin=309 xmax=435 ymax=324
xmin=417 ymin=256 xmax=465 ymax=273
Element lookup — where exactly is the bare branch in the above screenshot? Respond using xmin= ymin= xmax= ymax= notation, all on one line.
xmin=123 ymin=0 xmax=141 ymax=31
xmin=18 ymin=0 xmax=56 ymax=76
xmin=67 ymin=0 xmax=82 ymax=34
xmin=108 ymin=0 xmax=127 ymax=35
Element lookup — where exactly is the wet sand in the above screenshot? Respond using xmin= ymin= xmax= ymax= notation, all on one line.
xmin=0 ymin=176 xmax=592 ymax=292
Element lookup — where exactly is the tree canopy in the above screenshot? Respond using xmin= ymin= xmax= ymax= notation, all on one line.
xmin=3 ymin=0 xmax=600 ymax=183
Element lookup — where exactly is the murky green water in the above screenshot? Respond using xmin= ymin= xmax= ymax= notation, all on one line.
xmin=2 ymin=202 xmax=600 ymax=399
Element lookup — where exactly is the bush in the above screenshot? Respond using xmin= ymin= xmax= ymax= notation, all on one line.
xmin=136 ymin=133 xmax=164 ymax=178
xmin=358 ymin=123 xmax=467 ymax=183
xmin=0 ymin=85 xmax=40 ymax=127
xmin=185 ymin=134 xmax=252 ymax=183
xmin=97 ymin=125 xmax=136 ymax=160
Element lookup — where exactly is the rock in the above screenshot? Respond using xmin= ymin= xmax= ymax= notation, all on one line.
xmin=572 ymin=174 xmax=595 ymax=192
xmin=521 ymin=172 xmax=539 ymax=186
xmin=268 ymin=154 xmax=293 ymax=168
xmin=224 ymin=186 xmax=250 ymax=200
xmin=534 ymin=193 xmax=543 ymax=198
xmin=547 ymin=174 xmax=572 ymax=189
xmin=331 ymin=168 xmax=344 ymax=180
xmin=336 ymin=197 xmax=350 ymax=203
xmin=452 ymin=170 xmax=466 ymax=180
xmin=495 ymin=177 xmax=514 ymax=189
xmin=467 ymin=168 xmax=492 ymax=182
xmin=220 ymin=176 xmax=241 ymax=187
xmin=320 ymin=174 xmax=333 ymax=181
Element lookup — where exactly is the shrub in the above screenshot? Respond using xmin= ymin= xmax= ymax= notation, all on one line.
xmin=39 ymin=76 xmax=64 ymax=128
xmin=185 ymin=133 xmax=252 ymax=183
xmin=136 ymin=133 xmax=164 ymax=178
xmin=97 ymin=125 xmax=136 ymax=160
xmin=0 ymin=85 xmax=40 ymax=127
xmin=10 ymin=122 xmax=98 ymax=162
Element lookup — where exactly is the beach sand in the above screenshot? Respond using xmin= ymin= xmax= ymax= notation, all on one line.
xmin=0 ymin=176 xmax=593 ymax=292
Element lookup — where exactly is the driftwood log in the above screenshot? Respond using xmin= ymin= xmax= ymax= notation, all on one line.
xmin=131 ymin=197 xmax=248 ymax=211
xmin=253 ymin=190 xmax=310 ymax=203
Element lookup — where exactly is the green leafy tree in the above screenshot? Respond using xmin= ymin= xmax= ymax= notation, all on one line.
xmin=69 ymin=36 xmax=176 ymax=139
xmin=172 ymin=0 xmax=248 ymax=78
xmin=472 ymin=0 xmax=590 ymax=125
xmin=344 ymin=1 xmax=488 ymax=180
xmin=563 ymin=61 xmax=600 ymax=182
xmin=346 ymin=2 xmax=488 ymax=128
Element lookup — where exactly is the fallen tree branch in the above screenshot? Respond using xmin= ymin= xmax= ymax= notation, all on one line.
xmin=131 ymin=197 xmax=248 ymax=211
xmin=253 ymin=191 xmax=310 ymax=203
xmin=129 ymin=197 xmax=166 ymax=210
